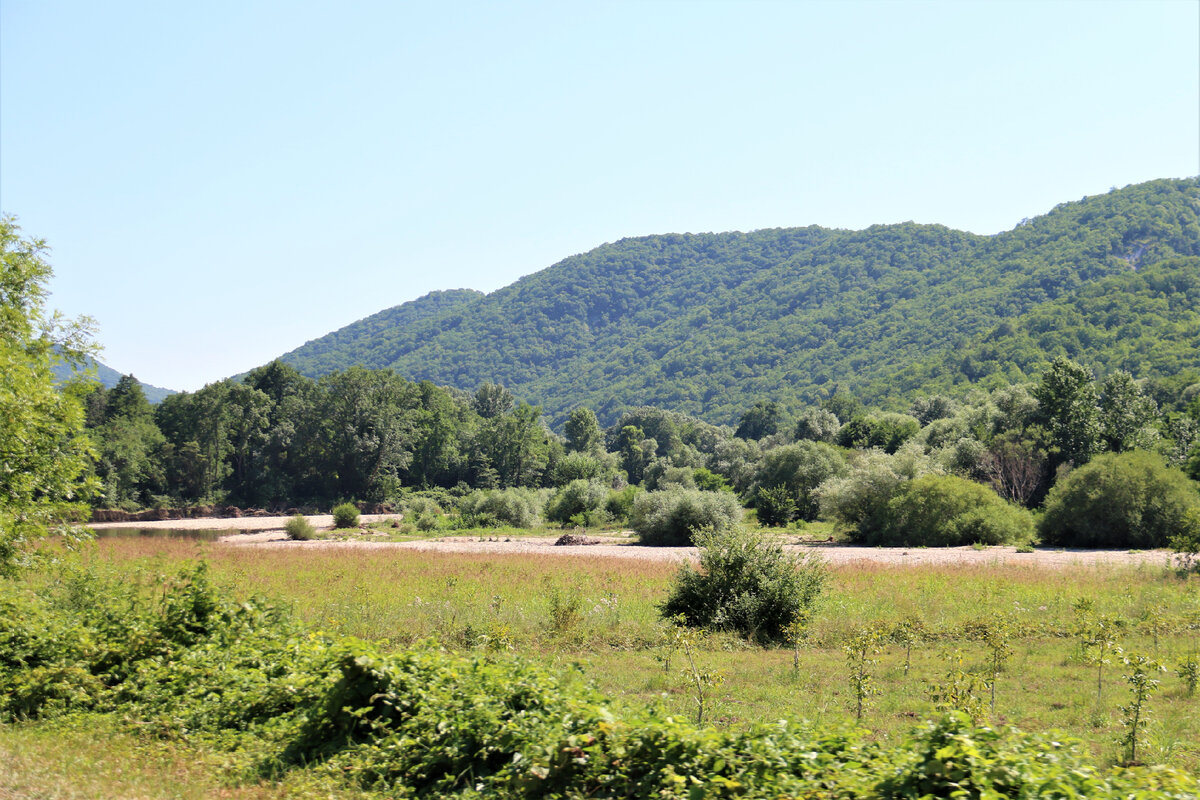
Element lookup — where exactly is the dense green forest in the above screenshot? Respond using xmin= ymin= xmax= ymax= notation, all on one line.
xmin=279 ymin=178 xmax=1200 ymax=427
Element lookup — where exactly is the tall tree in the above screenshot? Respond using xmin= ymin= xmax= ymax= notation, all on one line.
xmin=564 ymin=406 xmax=603 ymax=454
xmin=1098 ymin=371 xmax=1158 ymax=453
xmin=1033 ymin=357 xmax=1100 ymax=470
xmin=0 ymin=217 xmax=97 ymax=574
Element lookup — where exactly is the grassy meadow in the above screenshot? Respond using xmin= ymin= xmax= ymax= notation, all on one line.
xmin=8 ymin=533 xmax=1196 ymax=787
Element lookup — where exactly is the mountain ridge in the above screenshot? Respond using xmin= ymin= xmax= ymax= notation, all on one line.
xmin=274 ymin=178 xmax=1200 ymax=425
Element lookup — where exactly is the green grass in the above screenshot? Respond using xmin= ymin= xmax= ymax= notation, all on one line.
xmin=16 ymin=536 xmax=1200 ymax=783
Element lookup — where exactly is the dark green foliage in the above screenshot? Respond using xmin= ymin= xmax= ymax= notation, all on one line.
xmin=879 ymin=475 xmax=1035 ymax=547
xmin=630 ymin=488 xmax=743 ymax=546
xmin=837 ymin=413 xmax=921 ymax=453
xmin=662 ymin=527 xmax=827 ymax=643
xmin=1033 ymin=357 xmax=1101 ymax=469
xmin=1039 ymin=451 xmax=1200 ymax=549
xmin=735 ymin=400 xmax=781 ymax=440
xmin=331 ymin=503 xmax=360 ymax=529
xmin=755 ymin=485 xmax=797 ymax=527
xmin=604 ymin=485 xmax=641 ymax=522
xmin=275 ymin=179 xmax=1200 ymax=426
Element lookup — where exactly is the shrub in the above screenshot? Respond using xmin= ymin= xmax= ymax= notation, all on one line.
xmin=661 ymin=526 xmax=827 ymax=643
xmin=331 ymin=503 xmax=359 ymax=529
xmin=816 ymin=446 xmax=939 ymax=541
xmin=754 ymin=441 xmax=848 ymax=521
xmin=284 ymin=514 xmax=317 ymax=541
xmin=550 ymin=450 xmax=615 ymax=485
xmin=1038 ymin=451 xmax=1200 ymax=548
xmin=630 ymin=488 xmax=743 ymax=546
xmin=457 ymin=488 xmax=541 ymax=529
xmin=604 ymin=485 xmax=642 ymax=523
xmin=880 ymin=474 xmax=1034 ymax=547
xmin=544 ymin=479 xmax=609 ymax=524
xmin=755 ymin=484 xmax=797 ymax=527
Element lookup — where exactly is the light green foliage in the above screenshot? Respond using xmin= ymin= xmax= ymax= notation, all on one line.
xmin=892 ymin=615 xmax=927 ymax=676
xmin=1099 ymin=371 xmax=1159 ymax=453
xmin=1117 ymin=654 xmax=1167 ymax=765
xmin=603 ymin=484 xmax=641 ymax=523
xmin=882 ymin=474 xmax=1035 ymax=547
xmin=793 ymin=407 xmax=841 ymax=443
xmin=331 ymin=503 xmax=360 ymax=529
xmin=1082 ymin=614 xmax=1123 ymax=708
xmin=544 ymin=479 xmax=609 ymax=524
xmin=660 ymin=526 xmax=827 ymax=643
xmin=457 ymin=487 xmax=541 ymax=528
xmin=0 ymin=218 xmax=98 ymax=576
xmin=1038 ymin=451 xmax=1200 ymax=548
xmin=673 ymin=625 xmax=725 ymax=725
xmin=284 ymin=514 xmax=317 ymax=541
xmin=928 ymin=651 xmax=988 ymax=723
xmin=754 ymin=440 xmax=848 ymax=522
xmin=844 ymin=624 xmax=884 ymax=722
xmin=815 ymin=445 xmax=939 ymax=542
xmin=563 ymin=406 xmax=603 ymax=454
xmin=630 ymin=488 xmax=742 ymax=546
xmin=1177 ymin=654 xmax=1198 ymax=696
xmin=977 ymin=614 xmax=1014 ymax=714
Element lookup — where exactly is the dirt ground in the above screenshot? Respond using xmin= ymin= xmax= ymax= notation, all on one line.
xmin=89 ymin=515 xmax=1184 ymax=569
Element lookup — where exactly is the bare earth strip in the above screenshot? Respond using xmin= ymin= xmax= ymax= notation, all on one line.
xmin=88 ymin=516 xmax=1183 ymax=569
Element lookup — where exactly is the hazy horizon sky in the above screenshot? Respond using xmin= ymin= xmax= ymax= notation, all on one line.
xmin=2 ymin=0 xmax=1198 ymax=392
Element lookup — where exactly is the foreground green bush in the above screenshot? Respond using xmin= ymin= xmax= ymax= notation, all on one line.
xmin=1039 ymin=451 xmax=1200 ymax=548
xmin=630 ymin=488 xmax=742 ymax=546
xmin=2 ymin=564 xmax=1195 ymax=798
xmin=661 ymin=527 xmax=827 ymax=643
xmin=331 ymin=502 xmax=360 ymax=529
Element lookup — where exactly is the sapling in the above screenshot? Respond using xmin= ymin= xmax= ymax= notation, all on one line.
xmin=1177 ymin=653 xmax=1198 ymax=696
xmin=844 ymin=625 xmax=883 ymax=723
xmin=928 ymin=649 xmax=988 ymax=724
xmin=1117 ymin=653 xmax=1166 ymax=765
xmin=1082 ymin=614 xmax=1122 ymax=708
xmin=892 ymin=615 xmax=927 ymax=677
xmin=980 ymin=613 xmax=1013 ymax=715
xmin=785 ymin=608 xmax=813 ymax=676
xmin=677 ymin=626 xmax=725 ymax=726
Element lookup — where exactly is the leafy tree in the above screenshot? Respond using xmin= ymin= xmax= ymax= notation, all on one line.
xmin=564 ymin=406 xmax=602 ymax=454
xmin=1039 ymin=451 xmax=1200 ymax=548
xmin=1033 ymin=357 xmax=1100 ymax=470
xmin=630 ymin=488 xmax=742 ymax=546
xmin=793 ymin=407 xmax=840 ymax=443
xmin=836 ymin=413 xmax=920 ymax=454
xmin=882 ymin=474 xmax=1034 ymax=547
xmin=1098 ymin=371 xmax=1158 ymax=453
xmin=0 ymin=217 xmax=97 ymax=574
xmin=754 ymin=441 xmax=848 ymax=522
xmin=735 ymin=400 xmax=781 ymax=440
xmin=472 ymin=381 xmax=514 ymax=419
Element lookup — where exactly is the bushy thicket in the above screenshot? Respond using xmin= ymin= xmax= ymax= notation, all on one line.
xmin=2 ymin=564 xmax=1194 ymax=799
xmin=457 ymin=488 xmax=542 ymax=528
xmin=630 ymin=488 xmax=742 ymax=546
xmin=544 ymin=479 xmax=609 ymax=524
xmin=884 ymin=475 xmax=1034 ymax=547
xmin=1039 ymin=451 xmax=1200 ymax=549
xmin=661 ymin=527 xmax=827 ymax=643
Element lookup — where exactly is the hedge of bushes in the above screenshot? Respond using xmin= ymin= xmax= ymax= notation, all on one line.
xmin=2 ymin=564 xmax=1195 ymax=798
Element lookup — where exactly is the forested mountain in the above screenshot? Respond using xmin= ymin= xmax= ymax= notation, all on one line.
xmin=277 ymin=178 xmax=1200 ymax=426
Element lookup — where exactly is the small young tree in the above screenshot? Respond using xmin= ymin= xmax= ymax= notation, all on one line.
xmin=1083 ymin=614 xmax=1123 ymax=709
xmin=1117 ymin=654 xmax=1166 ymax=765
xmin=844 ymin=625 xmax=884 ymax=723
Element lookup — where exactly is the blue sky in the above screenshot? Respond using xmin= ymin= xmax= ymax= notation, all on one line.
xmin=2 ymin=0 xmax=1197 ymax=392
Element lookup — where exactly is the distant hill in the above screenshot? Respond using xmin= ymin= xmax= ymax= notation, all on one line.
xmin=276 ymin=178 xmax=1200 ymax=425
xmin=53 ymin=357 xmax=176 ymax=404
